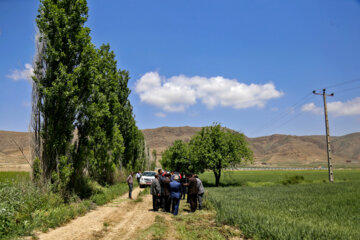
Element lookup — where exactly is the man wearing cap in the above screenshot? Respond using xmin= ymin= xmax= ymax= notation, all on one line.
xmin=170 ymin=175 xmax=182 ymax=215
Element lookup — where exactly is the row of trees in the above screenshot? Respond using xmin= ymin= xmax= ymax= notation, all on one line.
xmin=160 ymin=124 xmax=253 ymax=186
xmin=31 ymin=0 xmax=149 ymax=194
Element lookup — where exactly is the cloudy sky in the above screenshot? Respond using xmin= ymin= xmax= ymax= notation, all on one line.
xmin=1 ymin=0 xmax=360 ymax=137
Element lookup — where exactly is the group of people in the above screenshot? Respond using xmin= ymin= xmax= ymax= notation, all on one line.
xmin=150 ymin=169 xmax=205 ymax=216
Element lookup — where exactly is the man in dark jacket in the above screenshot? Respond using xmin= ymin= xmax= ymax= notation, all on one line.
xmin=158 ymin=169 xmax=165 ymax=209
xmin=163 ymin=173 xmax=171 ymax=212
xmin=150 ymin=174 xmax=161 ymax=211
xmin=126 ymin=172 xmax=134 ymax=199
xmin=185 ymin=173 xmax=198 ymax=212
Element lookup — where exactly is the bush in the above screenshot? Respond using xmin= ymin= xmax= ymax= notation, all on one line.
xmin=281 ymin=175 xmax=304 ymax=185
xmin=0 ymin=176 xmax=129 ymax=239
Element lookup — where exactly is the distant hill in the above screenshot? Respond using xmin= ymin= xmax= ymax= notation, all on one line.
xmin=1 ymin=127 xmax=359 ymax=171
xmin=0 ymin=130 xmax=31 ymax=171
xmin=142 ymin=127 xmax=360 ymax=168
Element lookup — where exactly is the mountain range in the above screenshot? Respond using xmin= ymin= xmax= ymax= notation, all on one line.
xmin=1 ymin=127 xmax=359 ymax=171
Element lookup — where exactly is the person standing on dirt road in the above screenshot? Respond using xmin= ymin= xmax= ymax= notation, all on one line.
xmin=163 ymin=173 xmax=171 ymax=212
xmin=136 ymin=171 xmax=141 ymax=185
xmin=127 ymin=172 xmax=134 ymax=199
xmin=185 ymin=173 xmax=198 ymax=212
xmin=170 ymin=175 xmax=182 ymax=215
xmin=195 ymin=175 xmax=205 ymax=210
xmin=158 ymin=169 xmax=165 ymax=209
xmin=150 ymin=174 xmax=161 ymax=211
xmin=180 ymin=172 xmax=187 ymax=200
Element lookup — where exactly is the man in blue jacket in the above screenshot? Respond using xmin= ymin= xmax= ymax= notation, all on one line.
xmin=170 ymin=175 xmax=182 ymax=216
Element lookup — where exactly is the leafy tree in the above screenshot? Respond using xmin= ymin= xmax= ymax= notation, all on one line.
xmin=34 ymin=0 xmax=92 ymax=189
xmin=33 ymin=0 xmax=148 ymax=192
xmin=190 ymin=124 xmax=253 ymax=186
xmin=75 ymin=45 xmax=126 ymax=185
xmin=160 ymin=124 xmax=253 ymax=186
xmin=161 ymin=140 xmax=191 ymax=173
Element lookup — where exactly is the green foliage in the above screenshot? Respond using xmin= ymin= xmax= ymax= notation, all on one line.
xmin=0 ymin=174 xmax=129 ymax=239
xmin=32 ymin=157 xmax=42 ymax=182
xmin=34 ymin=0 xmax=92 ymax=184
xmin=0 ymin=172 xmax=30 ymax=183
xmin=51 ymin=156 xmax=73 ymax=196
xmin=90 ymin=183 xmax=128 ymax=205
xmin=281 ymin=175 xmax=304 ymax=185
xmin=161 ymin=123 xmax=253 ymax=185
xmin=199 ymin=170 xmax=360 ymax=187
xmin=33 ymin=0 xmax=149 ymax=192
xmin=207 ymin=170 xmax=360 ymax=240
xmin=136 ymin=215 xmax=168 ymax=240
xmin=190 ymin=124 xmax=253 ymax=186
xmin=0 ymin=181 xmax=63 ymax=239
xmin=161 ymin=140 xmax=191 ymax=173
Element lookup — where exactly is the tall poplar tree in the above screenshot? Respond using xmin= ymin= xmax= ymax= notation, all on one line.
xmin=34 ymin=0 xmax=91 ymax=185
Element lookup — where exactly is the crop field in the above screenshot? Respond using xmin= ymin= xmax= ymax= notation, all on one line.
xmin=203 ymin=170 xmax=360 ymax=240
xmin=200 ymin=169 xmax=360 ymax=186
xmin=0 ymin=171 xmax=30 ymax=183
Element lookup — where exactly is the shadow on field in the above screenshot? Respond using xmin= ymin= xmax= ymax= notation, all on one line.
xmin=202 ymin=180 xmax=245 ymax=188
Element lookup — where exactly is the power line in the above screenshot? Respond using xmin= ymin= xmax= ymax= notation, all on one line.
xmin=250 ymin=93 xmax=314 ymax=136
xmin=333 ymin=85 xmax=360 ymax=95
xmin=315 ymin=78 xmax=360 ymax=91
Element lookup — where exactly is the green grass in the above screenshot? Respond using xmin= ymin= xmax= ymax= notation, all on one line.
xmin=0 ymin=171 xmax=30 ymax=183
xmin=200 ymin=169 xmax=360 ymax=187
xmin=205 ymin=170 xmax=360 ymax=240
xmin=0 ymin=172 xmax=129 ymax=239
xmin=136 ymin=215 xmax=168 ymax=240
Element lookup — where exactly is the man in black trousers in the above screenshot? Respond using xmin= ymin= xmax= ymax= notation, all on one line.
xmin=185 ymin=173 xmax=198 ymax=212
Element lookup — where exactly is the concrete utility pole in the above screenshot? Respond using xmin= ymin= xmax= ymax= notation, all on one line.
xmin=313 ymin=89 xmax=334 ymax=183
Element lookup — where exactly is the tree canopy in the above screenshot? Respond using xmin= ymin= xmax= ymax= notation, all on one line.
xmin=160 ymin=124 xmax=253 ymax=186
xmin=32 ymin=0 xmax=149 ymax=195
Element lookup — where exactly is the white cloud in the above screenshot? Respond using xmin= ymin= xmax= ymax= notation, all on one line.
xmin=301 ymin=103 xmax=322 ymax=114
xmin=7 ymin=63 xmax=34 ymax=82
xmin=135 ymin=72 xmax=284 ymax=112
xmin=302 ymin=97 xmax=360 ymax=116
xmin=155 ymin=112 xmax=166 ymax=118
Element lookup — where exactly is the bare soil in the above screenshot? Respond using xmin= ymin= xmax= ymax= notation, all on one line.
xmin=36 ymin=188 xmax=158 ymax=240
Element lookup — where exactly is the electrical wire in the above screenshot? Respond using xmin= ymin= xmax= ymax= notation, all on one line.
xmin=250 ymin=93 xmax=314 ymax=136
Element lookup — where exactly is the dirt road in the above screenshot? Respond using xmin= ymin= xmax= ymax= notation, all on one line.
xmin=37 ymin=188 xmax=159 ymax=240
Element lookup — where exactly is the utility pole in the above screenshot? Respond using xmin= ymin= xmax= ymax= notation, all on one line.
xmin=313 ymin=89 xmax=334 ymax=183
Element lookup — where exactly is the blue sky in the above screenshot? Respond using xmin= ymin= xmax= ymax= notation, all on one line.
xmin=1 ymin=0 xmax=360 ymax=137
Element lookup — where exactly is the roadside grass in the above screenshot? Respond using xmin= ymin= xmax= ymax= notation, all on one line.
xmin=206 ymin=171 xmax=360 ymax=240
xmin=134 ymin=187 xmax=150 ymax=203
xmin=173 ymin=209 xmax=242 ymax=240
xmin=0 ymin=171 xmax=30 ymax=183
xmin=0 ymin=172 xmax=130 ymax=239
xmin=136 ymin=215 xmax=168 ymax=240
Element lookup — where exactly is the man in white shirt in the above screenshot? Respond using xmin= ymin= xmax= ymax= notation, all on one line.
xmin=136 ymin=171 xmax=141 ymax=185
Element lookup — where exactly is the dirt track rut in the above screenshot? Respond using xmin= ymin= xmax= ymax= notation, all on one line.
xmin=37 ymin=188 xmax=157 ymax=240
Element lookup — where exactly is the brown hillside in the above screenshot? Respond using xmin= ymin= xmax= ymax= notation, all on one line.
xmin=0 ymin=130 xmax=31 ymax=171
xmin=1 ymin=127 xmax=359 ymax=171
xmin=142 ymin=127 xmax=360 ymax=168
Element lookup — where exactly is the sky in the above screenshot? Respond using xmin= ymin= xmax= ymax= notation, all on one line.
xmin=1 ymin=0 xmax=360 ymax=137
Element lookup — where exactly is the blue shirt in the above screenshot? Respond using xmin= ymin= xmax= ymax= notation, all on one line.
xmin=169 ymin=181 xmax=181 ymax=199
